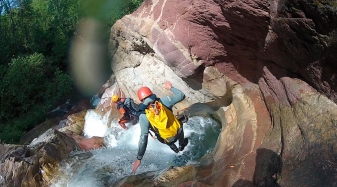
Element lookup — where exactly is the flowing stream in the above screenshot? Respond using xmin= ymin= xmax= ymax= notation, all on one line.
xmin=50 ymin=109 xmax=221 ymax=187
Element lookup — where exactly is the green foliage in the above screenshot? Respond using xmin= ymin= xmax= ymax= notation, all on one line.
xmin=0 ymin=0 xmax=144 ymax=144
xmin=0 ymin=104 xmax=47 ymax=144
xmin=1 ymin=53 xmax=46 ymax=120
xmin=0 ymin=125 xmax=25 ymax=144
xmin=0 ymin=53 xmax=74 ymax=143
xmin=103 ymin=0 xmax=143 ymax=24
xmin=314 ymin=0 xmax=337 ymax=7
xmin=0 ymin=53 xmax=74 ymax=119
xmin=0 ymin=0 xmax=82 ymax=66
xmin=79 ymin=0 xmax=144 ymax=42
xmin=45 ymin=69 xmax=74 ymax=103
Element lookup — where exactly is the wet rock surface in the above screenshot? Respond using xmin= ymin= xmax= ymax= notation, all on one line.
xmin=0 ymin=130 xmax=80 ymax=187
xmin=109 ymin=0 xmax=337 ymax=186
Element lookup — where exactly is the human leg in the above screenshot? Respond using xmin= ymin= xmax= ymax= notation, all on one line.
xmin=178 ymin=128 xmax=188 ymax=151
xmin=131 ymin=115 xmax=138 ymax=125
xmin=165 ymin=136 xmax=179 ymax=153
xmin=162 ymin=128 xmax=188 ymax=153
xmin=168 ymin=143 xmax=179 ymax=153
xmin=119 ymin=115 xmax=130 ymax=129
xmin=119 ymin=119 xmax=128 ymax=129
xmin=157 ymin=133 xmax=179 ymax=153
xmin=136 ymin=114 xmax=151 ymax=159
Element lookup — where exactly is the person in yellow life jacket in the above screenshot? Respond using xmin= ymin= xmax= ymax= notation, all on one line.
xmin=132 ymin=81 xmax=188 ymax=173
xmin=111 ymin=95 xmax=138 ymax=129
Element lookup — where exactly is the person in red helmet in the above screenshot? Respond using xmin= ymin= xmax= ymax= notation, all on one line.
xmin=111 ymin=94 xmax=138 ymax=129
xmin=132 ymin=81 xmax=188 ymax=173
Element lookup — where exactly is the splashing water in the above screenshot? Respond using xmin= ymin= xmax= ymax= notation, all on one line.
xmin=0 ymin=175 xmax=3 ymax=186
xmin=83 ymin=110 xmax=110 ymax=138
xmin=51 ymin=110 xmax=221 ymax=187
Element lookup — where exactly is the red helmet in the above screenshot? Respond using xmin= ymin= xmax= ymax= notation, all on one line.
xmin=137 ymin=86 xmax=153 ymax=101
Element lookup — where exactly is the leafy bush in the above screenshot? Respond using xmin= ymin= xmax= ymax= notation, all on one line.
xmin=0 ymin=104 xmax=47 ymax=144
xmin=0 ymin=53 xmax=46 ymax=120
xmin=0 ymin=53 xmax=74 ymax=143
xmin=0 ymin=0 xmax=144 ymax=144
xmin=45 ymin=68 xmax=74 ymax=103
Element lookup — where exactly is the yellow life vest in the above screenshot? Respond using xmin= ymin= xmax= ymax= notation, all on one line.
xmin=145 ymin=101 xmax=181 ymax=141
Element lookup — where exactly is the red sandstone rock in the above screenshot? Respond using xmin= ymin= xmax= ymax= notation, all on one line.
xmin=110 ymin=0 xmax=337 ymax=186
xmin=77 ymin=136 xmax=104 ymax=151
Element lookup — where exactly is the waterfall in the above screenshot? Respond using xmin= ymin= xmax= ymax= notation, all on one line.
xmin=50 ymin=110 xmax=221 ymax=187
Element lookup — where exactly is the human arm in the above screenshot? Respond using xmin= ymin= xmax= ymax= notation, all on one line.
xmin=160 ymin=81 xmax=185 ymax=109
xmin=132 ymin=159 xmax=141 ymax=173
xmin=137 ymin=103 xmax=147 ymax=113
xmin=132 ymin=114 xmax=150 ymax=173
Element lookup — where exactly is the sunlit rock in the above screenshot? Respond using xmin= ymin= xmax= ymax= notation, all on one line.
xmin=77 ymin=136 xmax=104 ymax=151
xmin=20 ymin=117 xmax=62 ymax=145
xmin=0 ymin=130 xmax=79 ymax=187
xmin=153 ymin=166 xmax=196 ymax=187
xmin=58 ymin=110 xmax=87 ymax=135
xmin=109 ymin=0 xmax=337 ymax=186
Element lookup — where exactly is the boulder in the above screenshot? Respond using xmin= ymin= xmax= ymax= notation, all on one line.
xmin=0 ymin=129 xmax=80 ymax=187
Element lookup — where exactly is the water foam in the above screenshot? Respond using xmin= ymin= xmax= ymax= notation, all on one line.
xmin=51 ymin=110 xmax=221 ymax=187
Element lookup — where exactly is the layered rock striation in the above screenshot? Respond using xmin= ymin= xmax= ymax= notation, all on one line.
xmin=109 ymin=0 xmax=337 ymax=186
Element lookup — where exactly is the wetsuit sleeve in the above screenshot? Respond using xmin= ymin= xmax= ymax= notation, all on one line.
xmin=136 ymin=94 xmax=157 ymax=116
xmin=136 ymin=114 xmax=150 ymax=160
xmin=160 ymin=87 xmax=185 ymax=109
xmin=138 ymin=103 xmax=147 ymax=111
xmin=135 ymin=103 xmax=146 ymax=117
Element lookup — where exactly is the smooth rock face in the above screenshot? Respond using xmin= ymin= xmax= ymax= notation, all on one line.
xmin=258 ymin=68 xmax=337 ymax=187
xmin=58 ymin=110 xmax=87 ymax=135
xmin=108 ymin=0 xmax=337 ymax=186
xmin=111 ymin=0 xmax=336 ymax=101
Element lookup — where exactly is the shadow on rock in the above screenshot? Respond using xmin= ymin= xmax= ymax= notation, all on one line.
xmin=232 ymin=148 xmax=282 ymax=187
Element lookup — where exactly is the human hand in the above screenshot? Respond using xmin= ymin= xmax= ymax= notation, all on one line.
xmin=132 ymin=159 xmax=141 ymax=173
xmin=164 ymin=81 xmax=172 ymax=90
xmin=150 ymin=134 xmax=156 ymax=140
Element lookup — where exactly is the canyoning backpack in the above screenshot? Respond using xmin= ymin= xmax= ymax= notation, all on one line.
xmin=145 ymin=101 xmax=181 ymax=141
